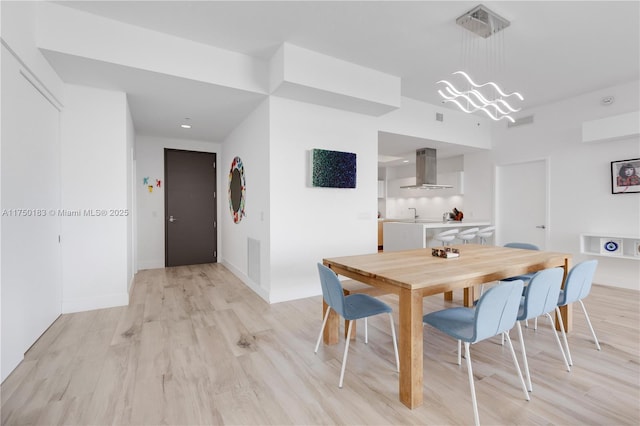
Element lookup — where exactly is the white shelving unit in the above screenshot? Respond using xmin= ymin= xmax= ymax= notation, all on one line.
xmin=580 ymin=234 xmax=640 ymax=260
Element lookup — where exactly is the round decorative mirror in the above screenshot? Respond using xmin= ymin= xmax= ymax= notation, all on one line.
xmin=228 ymin=156 xmax=246 ymax=223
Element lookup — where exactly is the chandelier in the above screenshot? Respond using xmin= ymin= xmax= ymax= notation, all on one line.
xmin=437 ymin=4 xmax=523 ymax=123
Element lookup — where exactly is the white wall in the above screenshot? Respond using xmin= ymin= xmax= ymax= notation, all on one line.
xmin=268 ymin=97 xmax=378 ymax=302
xmin=220 ymin=100 xmax=271 ymax=300
xmin=1 ymin=44 xmax=62 ymax=381
xmin=469 ymin=80 xmax=640 ymax=289
xmin=135 ymin=135 xmax=222 ymax=270
xmin=1 ymin=1 xmax=66 ymax=382
xmin=462 ymin=150 xmax=493 ymax=222
xmin=36 ymin=1 xmax=267 ymax=94
xmin=378 ymin=96 xmax=492 ymax=149
xmin=1 ymin=1 xmax=65 ymax=105
xmin=270 ymin=43 xmax=401 ymax=115
xmin=60 ymin=84 xmax=131 ymax=312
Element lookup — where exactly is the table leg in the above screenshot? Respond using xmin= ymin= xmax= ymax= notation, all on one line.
xmin=398 ymin=288 xmax=424 ymax=409
xmin=322 ymin=300 xmax=340 ymax=345
xmin=463 ymin=286 xmax=475 ymax=307
xmin=346 ymin=319 xmax=356 ymax=340
xmin=556 ymin=304 xmax=573 ymax=332
xmin=555 ymin=257 xmax=573 ymax=332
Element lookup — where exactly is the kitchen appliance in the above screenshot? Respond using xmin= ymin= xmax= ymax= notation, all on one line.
xmin=400 ymin=148 xmax=453 ymax=189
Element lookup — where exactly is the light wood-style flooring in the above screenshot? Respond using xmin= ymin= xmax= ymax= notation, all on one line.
xmin=2 ymin=263 xmax=639 ymax=425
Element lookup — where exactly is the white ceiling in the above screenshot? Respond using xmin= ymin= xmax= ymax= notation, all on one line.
xmin=50 ymin=1 xmax=640 ymax=162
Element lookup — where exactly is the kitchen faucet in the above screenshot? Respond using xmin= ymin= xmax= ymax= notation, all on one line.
xmin=408 ymin=208 xmax=418 ymax=220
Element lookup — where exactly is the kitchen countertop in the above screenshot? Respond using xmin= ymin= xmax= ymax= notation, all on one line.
xmin=382 ymin=220 xmax=492 ymax=251
xmin=382 ymin=219 xmax=491 ymax=228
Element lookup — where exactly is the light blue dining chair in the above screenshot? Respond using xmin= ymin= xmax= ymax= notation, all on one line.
xmin=502 ymin=242 xmax=541 ymax=328
xmin=314 ymin=263 xmax=400 ymax=388
xmin=555 ymin=260 xmax=601 ymax=366
xmin=503 ymin=242 xmax=540 ymax=285
xmin=476 ymin=242 xmax=540 ymax=303
xmin=423 ymin=280 xmax=529 ymax=426
xmin=515 ymin=267 xmax=570 ymax=393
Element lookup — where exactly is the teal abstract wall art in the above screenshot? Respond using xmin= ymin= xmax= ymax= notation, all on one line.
xmin=310 ymin=149 xmax=357 ymax=188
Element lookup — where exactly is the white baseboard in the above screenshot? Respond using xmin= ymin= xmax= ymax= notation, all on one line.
xmin=269 ymin=286 xmax=321 ymax=304
xmin=222 ymin=259 xmax=270 ymax=302
xmin=137 ymin=260 xmax=165 ymax=270
xmin=62 ymin=292 xmax=129 ymax=314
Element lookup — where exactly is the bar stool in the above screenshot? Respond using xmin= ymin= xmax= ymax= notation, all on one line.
xmin=477 ymin=226 xmax=496 ymax=245
xmin=433 ymin=229 xmax=459 ymax=246
xmin=457 ymin=227 xmax=479 ymax=244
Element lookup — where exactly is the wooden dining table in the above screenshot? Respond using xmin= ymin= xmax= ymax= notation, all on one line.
xmin=323 ymin=243 xmax=572 ymax=409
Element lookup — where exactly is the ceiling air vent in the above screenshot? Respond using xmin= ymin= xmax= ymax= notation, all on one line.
xmin=436 ymin=112 xmax=444 ymax=122
xmin=507 ymin=115 xmax=534 ymax=128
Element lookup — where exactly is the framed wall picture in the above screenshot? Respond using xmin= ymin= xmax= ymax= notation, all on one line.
xmin=611 ymin=158 xmax=640 ymax=194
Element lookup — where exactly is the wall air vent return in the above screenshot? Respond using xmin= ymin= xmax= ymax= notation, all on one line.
xmin=507 ymin=115 xmax=534 ymax=128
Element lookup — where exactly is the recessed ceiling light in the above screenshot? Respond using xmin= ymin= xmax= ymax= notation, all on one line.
xmin=403 ymin=160 xmax=409 ymax=163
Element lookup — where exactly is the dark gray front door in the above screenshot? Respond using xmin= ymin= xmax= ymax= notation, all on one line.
xmin=165 ymin=149 xmax=217 ymax=267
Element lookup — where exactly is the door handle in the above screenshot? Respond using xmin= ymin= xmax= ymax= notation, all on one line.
xmin=536 ymin=225 xmax=546 ymax=229
xmin=169 ymin=215 xmax=178 ymax=223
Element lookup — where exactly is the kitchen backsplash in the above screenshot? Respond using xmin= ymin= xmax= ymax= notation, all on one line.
xmin=383 ymin=195 xmax=465 ymax=220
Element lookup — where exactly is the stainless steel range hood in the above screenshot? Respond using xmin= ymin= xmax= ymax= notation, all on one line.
xmin=400 ymin=148 xmax=453 ymax=189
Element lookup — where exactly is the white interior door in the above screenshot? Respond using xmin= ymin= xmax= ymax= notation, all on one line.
xmin=496 ymin=159 xmax=548 ymax=248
